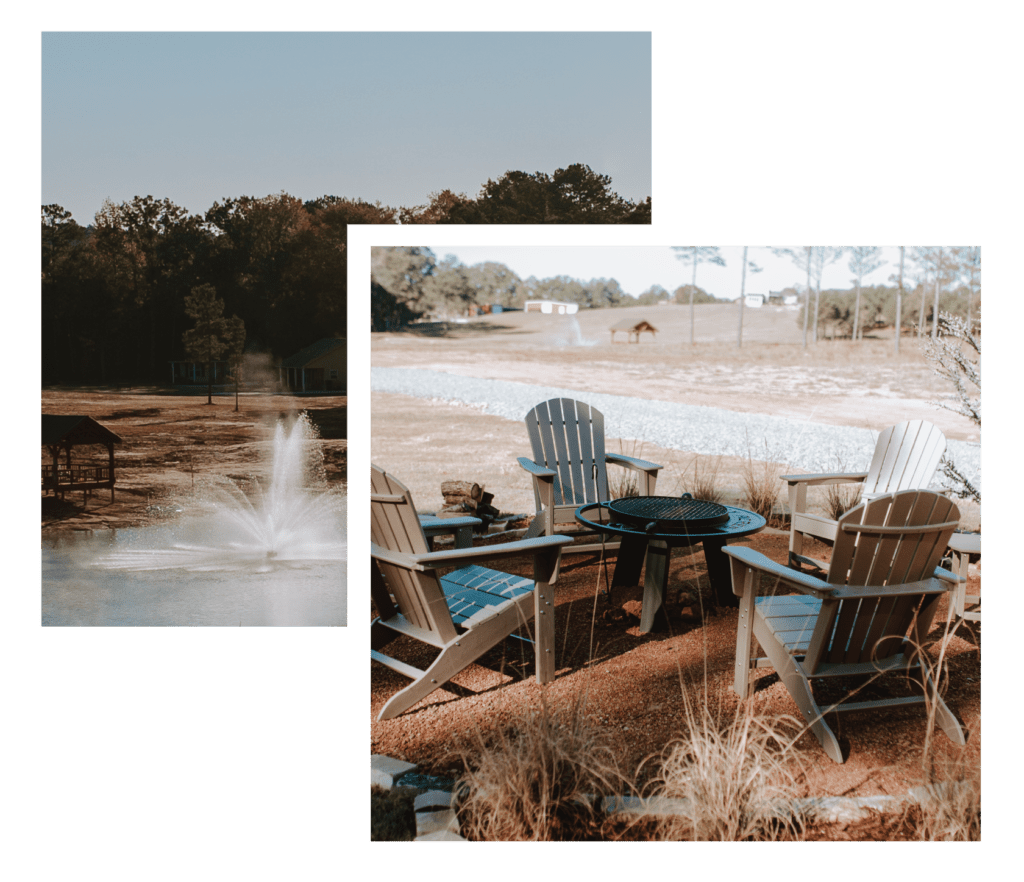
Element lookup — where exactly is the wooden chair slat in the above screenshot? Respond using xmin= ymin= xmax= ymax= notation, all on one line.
xmin=730 ymin=490 xmax=965 ymax=763
xmin=788 ymin=421 xmax=948 ymax=571
xmin=518 ymin=398 xmax=660 ymax=547
xmin=371 ymin=464 xmax=568 ymax=721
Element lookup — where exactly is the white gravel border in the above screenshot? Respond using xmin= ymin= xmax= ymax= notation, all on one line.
xmin=371 ymin=367 xmax=980 ymax=492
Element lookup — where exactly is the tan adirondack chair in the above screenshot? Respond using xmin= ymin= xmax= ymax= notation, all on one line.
xmin=371 ymin=464 xmax=571 ymax=721
xmin=784 ymin=419 xmax=947 ymax=570
xmin=947 ymin=532 xmax=981 ymax=623
xmin=518 ymin=398 xmax=662 ymax=551
xmin=725 ymin=490 xmax=965 ymax=763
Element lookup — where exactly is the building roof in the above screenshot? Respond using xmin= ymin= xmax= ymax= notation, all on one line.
xmin=281 ymin=337 xmax=346 ymax=369
xmin=609 ymin=319 xmax=658 ymax=332
xmin=42 ymin=415 xmax=122 ymax=447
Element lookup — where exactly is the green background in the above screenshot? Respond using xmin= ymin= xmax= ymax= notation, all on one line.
xmin=12 ymin=0 xmax=1011 ymax=872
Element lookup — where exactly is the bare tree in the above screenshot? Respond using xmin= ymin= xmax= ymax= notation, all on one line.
xmin=809 ymin=247 xmax=845 ymax=342
xmin=736 ymin=246 xmax=763 ymax=348
xmin=895 ymin=246 xmax=905 ymax=354
xmin=952 ymin=246 xmax=981 ymax=330
xmin=771 ymin=247 xmax=813 ymax=348
xmin=923 ymin=312 xmax=980 ymax=503
xmin=847 ymin=247 xmax=885 ymax=341
xmin=671 ymin=246 xmax=726 ymax=344
xmin=772 ymin=246 xmax=843 ymax=345
xmin=910 ymin=246 xmax=954 ymax=338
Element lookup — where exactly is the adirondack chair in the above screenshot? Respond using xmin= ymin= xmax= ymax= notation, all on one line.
xmin=783 ymin=419 xmax=947 ymax=570
xmin=725 ymin=489 xmax=965 ymax=764
xmin=947 ymin=532 xmax=981 ymax=623
xmin=371 ymin=464 xmax=571 ymax=721
xmin=518 ymin=398 xmax=662 ymax=551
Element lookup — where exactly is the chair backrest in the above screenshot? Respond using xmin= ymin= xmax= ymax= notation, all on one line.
xmin=815 ymin=490 xmax=960 ymax=669
xmin=863 ymin=420 xmax=946 ymax=496
xmin=524 ymin=398 xmax=608 ymax=506
xmin=370 ymin=464 xmax=430 ymax=555
xmin=371 ymin=464 xmax=457 ymax=643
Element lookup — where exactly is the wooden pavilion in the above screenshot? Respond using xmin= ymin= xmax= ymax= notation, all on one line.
xmin=609 ymin=319 xmax=658 ymax=343
xmin=42 ymin=415 xmax=122 ymax=504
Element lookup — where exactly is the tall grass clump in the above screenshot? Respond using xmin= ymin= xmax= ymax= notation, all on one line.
xmin=911 ymin=751 xmax=981 ymax=840
xmin=741 ymin=436 xmax=785 ymax=525
xmin=823 ymin=458 xmax=861 ymax=521
xmin=610 ymin=437 xmax=647 ymax=498
xmin=646 ymin=689 xmax=806 ymax=841
xmin=677 ymin=453 xmax=725 ymax=503
xmin=453 ymin=694 xmax=633 ymax=841
xmin=909 ymin=614 xmax=981 ymax=840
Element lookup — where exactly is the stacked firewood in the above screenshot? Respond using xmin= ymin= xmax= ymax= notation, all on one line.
xmin=438 ymin=480 xmax=500 ymax=527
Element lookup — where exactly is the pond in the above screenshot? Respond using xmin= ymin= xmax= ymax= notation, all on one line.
xmin=42 ymin=504 xmax=346 ymax=626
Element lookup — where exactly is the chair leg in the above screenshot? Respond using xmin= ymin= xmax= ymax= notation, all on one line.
xmin=731 ymin=561 xmax=756 ymax=698
xmin=753 ymin=616 xmax=844 ymax=763
xmin=523 ymin=509 xmax=549 ymax=540
xmin=376 ymin=598 xmax=540 ymax=721
xmin=918 ymin=665 xmax=967 ymax=746
xmin=788 ymin=482 xmax=806 ymax=566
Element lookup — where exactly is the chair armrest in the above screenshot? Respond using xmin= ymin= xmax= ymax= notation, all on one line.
xmin=830 ymin=576 xmax=955 ymax=599
xmin=420 ymin=514 xmax=482 ymax=533
xmin=780 ymin=471 xmax=869 ymax=487
xmin=605 ymin=452 xmax=662 ymax=474
xmin=372 ymin=535 xmax=573 ymax=573
xmin=517 ymin=456 xmax=556 ymax=480
xmin=722 ymin=545 xmax=834 ymax=598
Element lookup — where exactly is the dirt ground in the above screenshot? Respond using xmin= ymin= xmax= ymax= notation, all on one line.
xmin=42 ymin=388 xmax=346 ymax=535
xmin=370 ymin=303 xmax=982 ymax=817
xmin=371 ymin=531 xmax=982 ymax=803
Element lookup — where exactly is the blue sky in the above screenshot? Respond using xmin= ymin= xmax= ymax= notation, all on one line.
xmin=41 ymin=31 xmax=651 ymax=224
xmin=435 ymin=245 xmax=921 ymax=301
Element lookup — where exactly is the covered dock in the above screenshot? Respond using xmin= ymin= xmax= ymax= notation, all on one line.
xmin=609 ymin=318 xmax=658 ymax=343
xmin=42 ymin=415 xmax=122 ymax=504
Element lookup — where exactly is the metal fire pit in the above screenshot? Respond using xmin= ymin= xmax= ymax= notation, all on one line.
xmin=605 ymin=493 xmax=730 ymax=533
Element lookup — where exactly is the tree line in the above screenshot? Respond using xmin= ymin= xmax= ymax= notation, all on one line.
xmin=370 ymin=247 xmax=723 ymax=331
xmin=372 ymin=245 xmax=981 ymax=343
xmin=42 ymin=165 xmax=649 ymax=385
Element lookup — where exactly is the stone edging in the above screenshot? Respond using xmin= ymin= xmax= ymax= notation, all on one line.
xmin=372 ymin=754 xmax=968 ymax=841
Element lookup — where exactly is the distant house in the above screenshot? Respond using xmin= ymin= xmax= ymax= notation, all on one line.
xmin=524 ymin=300 xmax=579 ymax=315
xmin=281 ymin=337 xmax=346 ymax=392
xmin=770 ymin=288 xmax=800 ymax=308
xmin=744 ymin=294 xmax=766 ymax=308
xmin=609 ymin=318 xmax=658 ymax=343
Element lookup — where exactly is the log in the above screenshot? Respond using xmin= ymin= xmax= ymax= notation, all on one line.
xmin=441 ymin=480 xmax=482 ymax=500
xmin=441 ymin=493 xmax=477 ymax=510
xmin=438 ymin=503 xmax=474 ymax=517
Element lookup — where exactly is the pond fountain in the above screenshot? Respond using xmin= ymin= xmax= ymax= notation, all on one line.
xmin=42 ymin=413 xmax=346 ymax=626
xmin=554 ymin=316 xmax=598 ymax=347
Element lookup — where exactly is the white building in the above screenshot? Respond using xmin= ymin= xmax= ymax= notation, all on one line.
xmin=524 ymin=300 xmax=579 ymax=315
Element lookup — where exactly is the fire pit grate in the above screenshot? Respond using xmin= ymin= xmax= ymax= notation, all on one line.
xmin=606 ymin=494 xmax=730 ymax=533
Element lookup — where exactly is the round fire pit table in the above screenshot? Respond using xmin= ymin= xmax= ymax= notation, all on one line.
xmin=575 ymin=498 xmax=766 ymax=632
